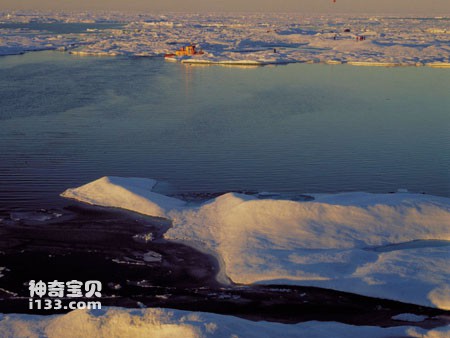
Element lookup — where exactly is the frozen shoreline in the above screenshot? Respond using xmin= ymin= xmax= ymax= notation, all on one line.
xmin=61 ymin=177 xmax=450 ymax=310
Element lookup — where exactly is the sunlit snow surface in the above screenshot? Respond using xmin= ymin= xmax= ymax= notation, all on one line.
xmin=62 ymin=177 xmax=450 ymax=310
xmin=61 ymin=177 xmax=185 ymax=218
xmin=1 ymin=11 xmax=449 ymax=66
xmin=0 ymin=307 xmax=449 ymax=338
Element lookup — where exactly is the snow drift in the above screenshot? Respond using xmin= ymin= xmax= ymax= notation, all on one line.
xmin=61 ymin=177 xmax=450 ymax=309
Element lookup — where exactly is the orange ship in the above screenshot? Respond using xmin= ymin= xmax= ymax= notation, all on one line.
xmin=165 ymin=44 xmax=204 ymax=59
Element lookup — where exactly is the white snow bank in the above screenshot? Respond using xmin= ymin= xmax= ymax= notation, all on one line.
xmin=61 ymin=178 xmax=450 ymax=309
xmin=61 ymin=176 xmax=185 ymax=218
xmin=0 ymin=307 xmax=446 ymax=338
xmin=165 ymin=191 xmax=450 ymax=308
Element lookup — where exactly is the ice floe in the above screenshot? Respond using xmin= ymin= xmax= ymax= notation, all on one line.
xmin=61 ymin=177 xmax=450 ymax=309
xmin=0 ymin=307 xmax=448 ymax=338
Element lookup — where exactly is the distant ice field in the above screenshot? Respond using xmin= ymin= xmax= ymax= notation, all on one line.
xmin=0 ymin=51 xmax=449 ymax=212
xmin=0 ymin=22 xmax=124 ymax=34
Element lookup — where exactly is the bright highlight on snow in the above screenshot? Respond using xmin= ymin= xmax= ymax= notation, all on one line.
xmin=61 ymin=176 xmax=185 ymax=218
xmin=61 ymin=176 xmax=450 ymax=310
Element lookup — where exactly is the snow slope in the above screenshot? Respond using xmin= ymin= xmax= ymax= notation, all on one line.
xmin=0 ymin=307 xmax=448 ymax=338
xmin=61 ymin=177 xmax=450 ymax=309
xmin=61 ymin=176 xmax=185 ymax=218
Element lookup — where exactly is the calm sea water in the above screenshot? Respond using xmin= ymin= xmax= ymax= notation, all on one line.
xmin=1 ymin=51 xmax=449 ymax=211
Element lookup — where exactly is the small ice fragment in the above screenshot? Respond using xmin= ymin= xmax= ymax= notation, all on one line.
xmin=143 ymin=251 xmax=162 ymax=263
xmin=258 ymin=192 xmax=280 ymax=197
xmin=155 ymin=294 xmax=170 ymax=300
xmin=392 ymin=313 xmax=427 ymax=322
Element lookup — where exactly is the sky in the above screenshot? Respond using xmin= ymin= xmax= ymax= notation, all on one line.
xmin=1 ymin=0 xmax=450 ymax=15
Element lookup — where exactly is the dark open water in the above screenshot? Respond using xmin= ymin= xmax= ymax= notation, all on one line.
xmin=0 ymin=51 xmax=449 ymax=213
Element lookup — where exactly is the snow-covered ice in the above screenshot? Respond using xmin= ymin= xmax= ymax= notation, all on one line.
xmin=61 ymin=176 xmax=185 ymax=218
xmin=165 ymin=191 xmax=450 ymax=309
xmin=61 ymin=177 xmax=450 ymax=310
xmin=0 ymin=307 xmax=448 ymax=338
xmin=1 ymin=11 xmax=449 ymax=66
